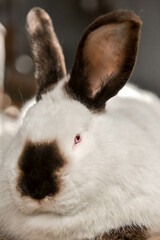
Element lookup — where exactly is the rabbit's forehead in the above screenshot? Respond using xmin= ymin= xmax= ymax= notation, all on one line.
xmin=22 ymin=95 xmax=91 ymax=142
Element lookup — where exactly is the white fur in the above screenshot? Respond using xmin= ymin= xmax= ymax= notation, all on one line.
xmin=0 ymin=98 xmax=35 ymax=163
xmin=0 ymin=111 xmax=19 ymax=163
xmin=0 ymin=77 xmax=160 ymax=240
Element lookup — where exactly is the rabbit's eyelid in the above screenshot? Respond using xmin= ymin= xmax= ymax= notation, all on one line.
xmin=74 ymin=134 xmax=82 ymax=145
xmin=72 ymin=134 xmax=82 ymax=150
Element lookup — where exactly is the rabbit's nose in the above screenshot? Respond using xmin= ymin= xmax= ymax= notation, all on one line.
xmin=18 ymin=175 xmax=57 ymax=200
xmin=17 ymin=141 xmax=65 ymax=200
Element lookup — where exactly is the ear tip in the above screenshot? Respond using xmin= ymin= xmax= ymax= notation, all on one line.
xmin=109 ymin=10 xmax=143 ymax=27
xmin=119 ymin=10 xmax=143 ymax=26
xmin=90 ymin=10 xmax=143 ymax=32
xmin=27 ymin=7 xmax=41 ymax=22
xmin=26 ymin=7 xmax=52 ymax=33
xmin=26 ymin=7 xmax=51 ymax=24
xmin=27 ymin=7 xmax=48 ymax=19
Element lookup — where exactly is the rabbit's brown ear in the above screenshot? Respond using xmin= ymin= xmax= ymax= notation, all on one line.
xmin=68 ymin=10 xmax=142 ymax=110
xmin=26 ymin=8 xmax=66 ymax=101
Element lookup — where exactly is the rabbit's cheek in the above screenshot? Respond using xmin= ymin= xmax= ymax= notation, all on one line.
xmin=16 ymin=140 xmax=66 ymax=201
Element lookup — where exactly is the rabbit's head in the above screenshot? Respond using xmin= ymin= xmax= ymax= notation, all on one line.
xmin=0 ymin=8 xmax=142 ymax=239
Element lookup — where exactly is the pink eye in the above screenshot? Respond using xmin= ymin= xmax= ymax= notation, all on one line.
xmin=74 ymin=134 xmax=81 ymax=145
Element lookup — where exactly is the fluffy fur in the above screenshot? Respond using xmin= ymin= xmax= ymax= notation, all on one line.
xmin=0 ymin=7 xmax=160 ymax=240
xmin=0 ymin=80 xmax=160 ymax=240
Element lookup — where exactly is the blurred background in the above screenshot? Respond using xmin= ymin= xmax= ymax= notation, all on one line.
xmin=0 ymin=0 xmax=160 ymax=114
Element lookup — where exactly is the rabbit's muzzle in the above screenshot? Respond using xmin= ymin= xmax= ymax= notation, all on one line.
xmin=17 ymin=141 xmax=65 ymax=200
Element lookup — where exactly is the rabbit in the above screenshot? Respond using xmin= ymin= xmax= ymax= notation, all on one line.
xmin=0 ymin=7 xmax=160 ymax=240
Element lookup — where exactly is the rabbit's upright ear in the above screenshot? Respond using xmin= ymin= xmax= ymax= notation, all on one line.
xmin=68 ymin=11 xmax=142 ymax=110
xmin=26 ymin=8 xmax=66 ymax=100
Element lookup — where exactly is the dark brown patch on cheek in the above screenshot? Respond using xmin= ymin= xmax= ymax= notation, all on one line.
xmin=17 ymin=141 xmax=65 ymax=200
xmin=84 ymin=225 xmax=148 ymax=240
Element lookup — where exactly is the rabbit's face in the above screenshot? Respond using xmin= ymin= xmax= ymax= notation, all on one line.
xmin=7 ymin=80 xmax=102 ymax=215
xmin=0 ymin=7 xmax=142 ymax=238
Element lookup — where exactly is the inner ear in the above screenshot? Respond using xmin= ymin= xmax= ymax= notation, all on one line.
xmin=84 ymin=22 xmax=131 ymax=98
xmin=68 ymin=11 xmax=142 ymax=110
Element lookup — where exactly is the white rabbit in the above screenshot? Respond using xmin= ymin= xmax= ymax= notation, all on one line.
xmin=0 ymin=7 xmax=160 ymax=240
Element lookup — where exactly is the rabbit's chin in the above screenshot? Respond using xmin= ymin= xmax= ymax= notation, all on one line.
xmin=13 ymin=197 xmax=87 ymax=216
xmin=10 ymin=184 xmax=88 ymax=217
